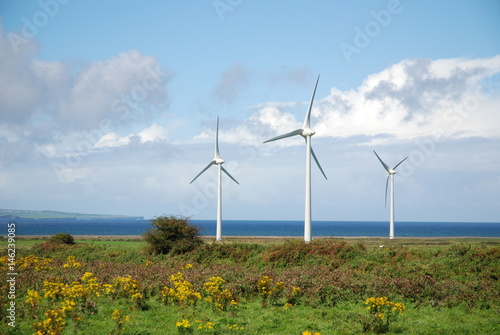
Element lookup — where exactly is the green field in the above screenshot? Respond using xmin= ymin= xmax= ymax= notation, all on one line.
xmin=1 ymin=237 xmax=499 ymax=334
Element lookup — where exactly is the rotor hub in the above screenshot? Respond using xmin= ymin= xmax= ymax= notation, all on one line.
xmin=302 ymin=128 xmax=316 ymax=137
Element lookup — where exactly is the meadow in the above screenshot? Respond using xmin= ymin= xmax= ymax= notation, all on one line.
xmin=1 ymin=236 xmax=499 ymax=334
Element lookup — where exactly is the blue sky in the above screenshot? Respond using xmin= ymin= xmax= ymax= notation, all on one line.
xmin=0 ymin=0 xmax=499 ymax=225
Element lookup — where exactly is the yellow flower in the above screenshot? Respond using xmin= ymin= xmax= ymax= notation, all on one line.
xmin=25 ymin=289 xmax=41 ymax=306
xmin=175 ymin=319 xmax=191 ymax=328
xmin=195 ymin=320 xmax=216 ymax=330
xmin=228 ymin=324 xmax=245 ymax=330
xmin=112 ymin=309 xmax=130 ymax=330
xmin=131 ymin=292 xmax=143 ymax=300
xmin=63 ymin=256 xmax=82 ymax=268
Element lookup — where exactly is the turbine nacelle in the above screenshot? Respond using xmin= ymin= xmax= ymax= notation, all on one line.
xmin=214 ymin=157 xmax=225 ymax=165
xmin=301 ymin=128 xmax=316 ymax=137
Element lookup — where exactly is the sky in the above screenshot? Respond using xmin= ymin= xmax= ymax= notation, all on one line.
xmin=0 ymin=0 xmax=499 ymax=223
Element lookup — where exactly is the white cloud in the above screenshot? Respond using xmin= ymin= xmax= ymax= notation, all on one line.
xmin=89 ymin=124 xmax=169 ymax=149
xmin=1 ymin=31 xmax=171 ymax=129
xmin=57 ymin=50 xmax=170 ymax=128
xmin=138 ymin=124 xmax=168 ymax=143
xmin=0 ymin=27 xmax=174 ymax=172
xmin=235 ymin=56 xmax=500 ymax=144
xmin=94 ymin=132 xmax=131 ymax=149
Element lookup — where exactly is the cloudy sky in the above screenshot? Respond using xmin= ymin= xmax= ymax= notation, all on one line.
xmin=1 ymin=0 xmax=499 ymax=223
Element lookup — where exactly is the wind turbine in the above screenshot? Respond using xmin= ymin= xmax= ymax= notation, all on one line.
xmin=373 ymin=150 xmax=407 ymax=239
xmin=190 ymin=117 xmax=239 ymax=242
xmin=263 ymin=75 xmax=327 ymax=243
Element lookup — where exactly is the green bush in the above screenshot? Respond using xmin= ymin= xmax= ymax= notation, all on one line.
xmin=143 ymin=215 xmax=203 ymax=255
xmin=49 ymin=232 xmax=75 ymax=245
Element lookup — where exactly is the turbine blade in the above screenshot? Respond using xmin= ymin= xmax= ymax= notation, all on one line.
xmin=190 ymin=161 xmax=215 ymax=184
xmin=393 ymin=156 xmax=408 ymax=170
xmin=215 ymin=116 xmax=221 ymax=159
xmin=303 ymin=74 xmax=320 ymax=129
xmin=373 ymin=150 xmax=391 ymax=173
xmin=385 ymin=174 xmax=389 ymax=209
xmin=263 ymin=129 xmax=303 ymax=143
xmin=311 ymin=146 xmax=327 ymax=180
xmin=221 ymin=166 xmax=239 ymax=185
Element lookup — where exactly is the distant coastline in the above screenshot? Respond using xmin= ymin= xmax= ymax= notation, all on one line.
xmin=0 ymin=209 xmax=144 ymax=221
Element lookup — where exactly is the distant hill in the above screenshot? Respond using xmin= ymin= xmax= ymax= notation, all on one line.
xmin=0 ymin=209 xmax=143 ymax=220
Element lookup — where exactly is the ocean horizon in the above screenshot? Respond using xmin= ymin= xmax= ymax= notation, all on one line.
xmin=3 ymin=219 xmax=500 ymax=238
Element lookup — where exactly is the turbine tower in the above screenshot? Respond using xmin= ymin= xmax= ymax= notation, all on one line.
xmin=373 ymin=150 xmax=407 ymax=239
xmin=190 ymin=117 xmax=239 ymax=242
xmin=263 ymin=75 xmax=327 ymax=243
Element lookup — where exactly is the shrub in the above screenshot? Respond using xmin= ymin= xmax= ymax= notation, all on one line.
xmin=143 ymin=215 xmax=203 ymax=255
xmin=49 ymin=233 xmax=75 ymax=245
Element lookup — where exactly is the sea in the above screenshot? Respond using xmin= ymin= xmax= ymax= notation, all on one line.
xmin=3 ymin=219 xmax=500 ymax=237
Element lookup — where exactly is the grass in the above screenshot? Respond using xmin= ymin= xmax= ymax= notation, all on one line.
xmin=1 ymin=237 xmax=499 ymax=334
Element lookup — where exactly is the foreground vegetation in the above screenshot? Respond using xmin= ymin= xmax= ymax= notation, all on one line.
xmin=1 ymin=236 xmax=499 ymax=334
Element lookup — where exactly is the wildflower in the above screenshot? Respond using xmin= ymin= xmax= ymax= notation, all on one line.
xmin=60 ymin=299 xmax=76 ymax=313
xmin=63 ymin=256 xmax=81 ymax=268
xmin=257 ymin=275 xmax=286 ymax=307
xmin=19 ymin=255 xmax=54 ymax=271
xmin=43 ymin=281 xmax=66 ymax=299
xmin=228 ymin=324 xmax=245 ymax=330
xmin=363 ymin=297 xmax=405 ymax=333
xmin=102 ymin=283 xmax=115 ymax=295
xmin=112 ymin=309 xmax=130 ymax=332
xmin=131 ymin=292 xmax=144 ymax=300
xmin=203 ymin=276 xmax=238 ymax=311
xmin=162 ymin=269 xmax=201 ymax=307
xmin=175 ymin=319 xmax=191 ymax=328
xmin=25 ymin=289 xmax=41 ymax=307
xmin=113 ymin=275 xmax=141 ymax=299
xmin=33 ymin=304 xmax=71 ymax=335
xmin=195 ymin=320 xmax=216 ymax=330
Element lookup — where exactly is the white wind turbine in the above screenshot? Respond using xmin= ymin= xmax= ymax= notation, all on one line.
xmin=373 ymin=150 xmax=407 ymax=239
xmin=263 ymin=75 xmax=327 ymax=243
xmin=190 ymin=117 xmax=239 ymax=242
